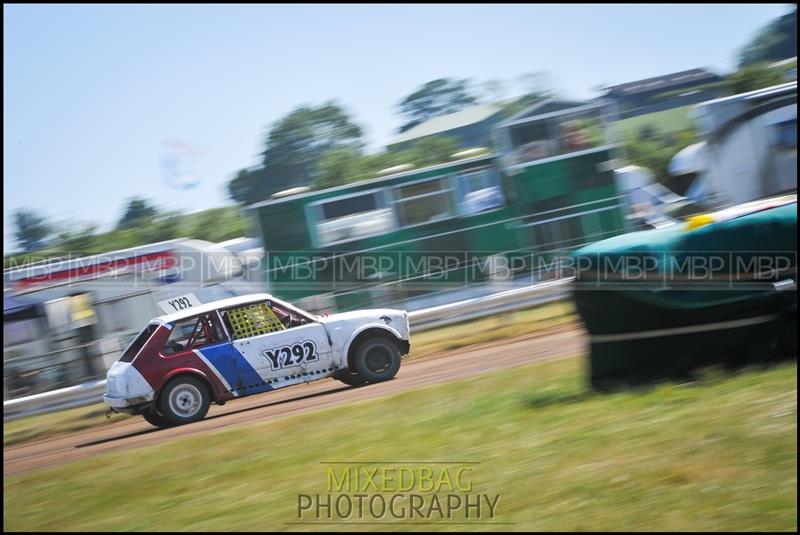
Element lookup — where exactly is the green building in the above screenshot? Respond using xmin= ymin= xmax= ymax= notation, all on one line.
xmin=248 ymin=98 xmax=629 ymax=313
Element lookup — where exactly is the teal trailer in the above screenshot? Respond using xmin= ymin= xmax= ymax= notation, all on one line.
xmin=572 ymin=195 xmax=797 ymax=388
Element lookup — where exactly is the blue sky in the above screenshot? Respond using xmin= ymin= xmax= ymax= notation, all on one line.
xmin=3 ymin=3 xmax=792 ymax=251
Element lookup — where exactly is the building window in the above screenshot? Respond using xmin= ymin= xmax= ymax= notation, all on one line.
xmin=393 ymin=178 xmax=454 ymax=226
xmin=456 ymin=168 xmax=504 ymax=215
xmin=506 ymin=107 xmax=608 ymax=165
xmin=510 ymin=120 xmax=554 ymax=163
xmin=772 ymin=119 xmax=797 ymax=149
xmin=314 ymin=191 xmax=395 ymax=245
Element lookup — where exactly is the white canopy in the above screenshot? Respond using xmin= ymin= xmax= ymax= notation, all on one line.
xmin=669 ymin=141 xmax=708 ymax=176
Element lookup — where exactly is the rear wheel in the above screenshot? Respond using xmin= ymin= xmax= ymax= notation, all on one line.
xmin=141 ymin=408 xmax=173 ymax=428
xmin=352 ymin=338 xmax=401 ymax=383
xmin=157 ymin=376 xmax=211 ymax=426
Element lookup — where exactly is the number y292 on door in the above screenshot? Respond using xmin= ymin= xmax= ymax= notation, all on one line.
xmin=261 ymin=341 xmax=318 ymax=370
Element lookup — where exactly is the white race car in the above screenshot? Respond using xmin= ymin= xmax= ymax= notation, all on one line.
xmin=103 ymin=293 xmax=410 ymax=427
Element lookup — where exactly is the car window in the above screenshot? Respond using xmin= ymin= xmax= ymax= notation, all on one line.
xmin=221 ymin=301 xmax=286 ymax=340
xmin=163 ymin=313 xmax=225 ymax=355
xmin=270 ymin=301 xmax=311 ymax=329
xmin=119 ymin=324 xmax=158 ymax=363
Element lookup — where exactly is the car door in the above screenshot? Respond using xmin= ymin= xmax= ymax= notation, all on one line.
xmin=160 ymin=313 xmax=262 ymax=399
xmin=221 ymin=300 xmax=334 ymax=388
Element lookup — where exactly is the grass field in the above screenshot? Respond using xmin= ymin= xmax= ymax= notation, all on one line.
xmin=4 ymin=355 xmax=796 ymax=531
xmin=3 ymin=402 xmax=132 ymax=446
xmin=615 ymin=106 xmax=694 ymax=138
xmin=3 ymin=300 xmax=577 ymax=447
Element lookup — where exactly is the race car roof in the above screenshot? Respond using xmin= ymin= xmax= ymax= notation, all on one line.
xmin=155 ymin=293 xmax=275 ymax=323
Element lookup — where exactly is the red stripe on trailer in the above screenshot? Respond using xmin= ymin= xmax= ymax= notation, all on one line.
xmin=13 ymin=251 xmax=178 ymax=290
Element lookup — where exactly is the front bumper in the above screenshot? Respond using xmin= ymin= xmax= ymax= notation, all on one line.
xmin=399 ymin=339 xmax=410 ymax=356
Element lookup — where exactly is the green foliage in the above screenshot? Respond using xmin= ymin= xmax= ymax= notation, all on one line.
xmin=263 ymin=101 xmax=363 ymax=183
xmin=397 ymin=78 xmax=478 ymax=133
xmin=622 ymin=128 xmax=700 ymax=193
xmin=145 ymin=211 xmax=183 ymax=243
xmin=181 ymin=207 xmax=250 ymax=243
xmin=310 ymin=135 xmax=463 ymax=189
xmin=402 ymin=135 xmax=461 ymax=168
xmin=228 ymin=102 xmax=364 ymax=205
xmin=738 ymin=7 xmax=797 ymax=68
xmin=493 ymin=72 xmax=558 ymax=120
xmin=615 ymin=106 xmax=695 ymax=140
xmin=116 ymin=198 xmax=159 ymax=230
xmin=724 ymin=62 xmax=787 ymax=96
xmin=5 ymin=205 xmax=252 ymax=264
xmin=359 ymin=151 xmax=407 ymax=176
xmin=13 ymin=210 xmax=51 ymax=252
xmin=232 ymin=74 xmax=557 ymax=199
xmin=55 ymin=223 xmax=100 ymax=253
xmin=313 ymin=148 xmax=365 ymax=189
xmin=497 ymin=91 xmax=556 ymax=121
xmin=227 ymin=169 xmax=259 ymax=206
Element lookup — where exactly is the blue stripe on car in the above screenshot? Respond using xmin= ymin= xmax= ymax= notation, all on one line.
xmin=197 ymin=343 xmax=272 ymax=397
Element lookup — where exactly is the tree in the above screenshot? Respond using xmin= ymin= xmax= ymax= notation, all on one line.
xmin=147 ymin=211 xmax=183 ymax=243
xmin=359 ymin=151 xmax=409 ymax=177
xmin=183 ymin=207 xmax=248 ymax=243
xmin=405 ymin=136 xmax=461 ymax=168
xmin=310 ymin=135 xmax=463 ymax=190
xmin=499 ymin=72 xmax=557 ymax=119
xmin=13 ymin=210 xmax=51 ymax=252
xmin=314 ymin=148 xmax=365 ymax=189
xmin=724 ymin=63 xmax=786 ymax=96
xmin=516 ymin=71 xmax=556 ymax=100
xmin=117 ymin=198 xmax=159 ymax=229
xmin=479 ymin=79 xmax=508 ymax=104
xmin=228 ymin=168 xmax=261 ymax=206
xmin=228 ymin=102 xmax=363 ymax=205
xmin=262 ymin=102 xmax=363 ymax=191
xmin=738 ymin=7 xmax=797 ymax=68
xmin=397 ymin=78 xmax=478 ymax=133
xmin=55 ymin=223 xmax=98 ymax=253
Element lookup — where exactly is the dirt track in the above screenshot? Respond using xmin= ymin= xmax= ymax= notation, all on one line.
xmin=4 ymin=324 xmax=586 ymax=476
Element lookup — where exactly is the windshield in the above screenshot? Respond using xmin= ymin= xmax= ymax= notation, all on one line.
xmin=119 ymin=323 xmax=159 ymax=363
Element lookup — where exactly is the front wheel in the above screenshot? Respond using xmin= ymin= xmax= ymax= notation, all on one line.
xmin=157 ymin=376 xmax=211 ymax=426
xmin=333 ymin=369 xmax=368 ymax=387
xmin=352 ymin=338 xmax=401 ymax=383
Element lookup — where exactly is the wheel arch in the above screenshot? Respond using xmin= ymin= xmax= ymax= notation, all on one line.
xmin=160 ymin=369 xmax=218 ymax=403
xmin=344 ymin=326 xmax=409 ymax=370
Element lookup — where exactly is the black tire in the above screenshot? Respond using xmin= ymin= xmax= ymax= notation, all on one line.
xmin=333 ymin=369 xmax=369 ymax=387
xmin=157 ymin=375 xmax=211 ymax=426
xmin=141 ymin=408 xmax=173 ymax=428
xmin=352 ymin=337 xmax=401 ymax=383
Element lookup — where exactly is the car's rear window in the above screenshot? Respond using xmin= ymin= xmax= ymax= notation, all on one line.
xmin=119 ymin=324 xmax=158 ymax=363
